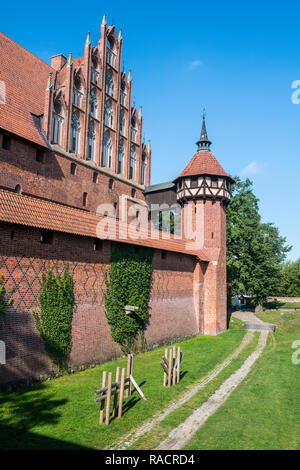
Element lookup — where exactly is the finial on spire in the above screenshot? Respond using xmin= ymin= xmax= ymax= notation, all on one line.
xmin=147 ymin=139 xmax=151 ymax=152
xmin=138 ymin=106 xmax=143 ymax=118
xmin=67 ymin=52 xmax=73 ymax=67
xmin=118 ymin=29 xmax=123 ymax=41
xmin=196 ymin=108 xmax=212 ymax=151
xmin=128 ymin=69 xmax=132 ymax=82
xmin=102 ymin=14 xmax=107 ymax=26
xmin=85 ymin=31 xmax=91 ymax=47
xmin=45 ymin=72 xmax=53 ymax=91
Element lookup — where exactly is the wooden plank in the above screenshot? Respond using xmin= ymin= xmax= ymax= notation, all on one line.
xmin=126 ymin=354 xmax=131 ymax=398
xmin=163 ymin=348 xmax=168 ymax=386
xmin=105 ymin=372 xmax=112 ymax=425
xmin=168 ymin=348 xmax=172 ymax=387
xmin=99 ymin=371 xmax=107 ymax=424
xmin=95 ymin=377 xmax=130 ymax=395
xmin=94 ymin=384 xmax=130 ymax=402
xmin=177 ymin=347 xmax=181 ymax=383
xmin=162 ymin=356 xmax=169 ymax=368
xmin=118 ymin=368 xmax=126 ymax=419
xmin=160 ymin=361 xmax=169 ymax=375
xmin=112 ymin=367 xmax=120 ymax=418
xmin=130 ymin=375 xmax=147 ymax=401
xmin=172 ymin=346 xmax=176 ymax=385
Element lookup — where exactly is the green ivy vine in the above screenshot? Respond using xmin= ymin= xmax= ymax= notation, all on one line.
xmin=0 ymin=274 xmax=13 ymax=328
xmin=104 ymin=243 xmax=153 ymax=354
xmin=33 ymin=267 xmax=74 ymax=371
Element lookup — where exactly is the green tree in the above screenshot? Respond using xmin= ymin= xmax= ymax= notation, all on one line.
xmin=227 ymin=177 xmax=291 ymax=306
xmin=277 ymin=259 xmax=300 ymax=296
xmin=33 ymin=267 xmax=74 ymax=371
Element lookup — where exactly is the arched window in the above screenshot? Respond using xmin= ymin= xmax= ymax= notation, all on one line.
xmin=70 ymin=113 xmax=80 ymax=154
xmin=131 ymin=116 xmax=137 ymax=142
xmin=87 ymin=121 xmax=96 ymax=161
xmin=51 ymin=98 xmax=64 ymax=145
xmin=119 ymin=110 xmax=126 ymax=135
xmin=118 ymin=139 xmax=125 ymax=174
xmin=104 ymin=100 xmax=114 ymax=129
xmin=141 ymin=153 xmax=147 ymax=185
xmin=89 ymin=88 xmax=98 ymax=118
xmin=105 ymin=70 xmax=114 ymax=97
xmin=102 ymin=131 xmax=112 ymax=168
xmin=73 ymin=72 xmax=83 ymax=107
xmin=129 ymin=146 xmax=136 ymax=180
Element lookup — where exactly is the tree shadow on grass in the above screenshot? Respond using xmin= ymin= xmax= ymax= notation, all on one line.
xmin=0 ymin=384 xmax=90 ymax=450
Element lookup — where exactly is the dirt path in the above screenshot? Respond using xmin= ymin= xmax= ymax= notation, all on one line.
xmin=156 ymin=329 xmax=268 ymax=450
xmin=109 ymin=330 xmax=254 ymax=450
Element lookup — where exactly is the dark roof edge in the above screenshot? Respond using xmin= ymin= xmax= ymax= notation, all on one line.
xmin=144 ymin=181 xmax=176 ymax=194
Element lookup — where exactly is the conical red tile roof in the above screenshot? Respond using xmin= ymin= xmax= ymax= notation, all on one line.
xmin=174 ymin=150 xmax=233 ymax=181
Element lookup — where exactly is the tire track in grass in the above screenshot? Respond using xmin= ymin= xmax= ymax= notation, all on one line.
xmin=109 ymin=330 xmax=253 ymax=450
xmin=157 ymin=330 xmax=268 ymax=450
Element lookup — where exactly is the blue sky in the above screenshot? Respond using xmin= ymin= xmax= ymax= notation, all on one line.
xmin=1 ymin=1 xmax=300 ymax=260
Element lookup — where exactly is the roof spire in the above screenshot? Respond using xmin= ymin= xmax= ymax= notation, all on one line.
xmin=85 ymin=31 xmax=91 ymax=47
xmin=118 ymin=28 xmax=123 ymax=41
xmin=102 ymin=14 xmax=107 ymax=26
xmin=67 ymin=52 xmax=73 ymax=67
xmin=45 ymin=72 xmax=53 ymax=91
xmin=196 ymin=108 xmax=212 ymax=151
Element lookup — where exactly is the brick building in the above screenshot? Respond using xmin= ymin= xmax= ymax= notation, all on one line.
xmin=0 ymin=17 xmax=233 ymax=385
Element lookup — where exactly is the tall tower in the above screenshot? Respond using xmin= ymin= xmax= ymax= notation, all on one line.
xmin=173 ymin=112 xmax=234 ymax=334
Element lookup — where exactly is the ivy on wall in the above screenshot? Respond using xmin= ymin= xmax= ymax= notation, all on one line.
xmin=104 ymin=243 xmax=153 ymax=354
xmin=0 ymin=274 xmax=13 ymax=329
xmin=33 ymin=267 xmax=74 ymax=371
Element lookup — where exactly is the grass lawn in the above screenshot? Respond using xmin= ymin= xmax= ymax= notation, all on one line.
xmin=0 ymin=326 xmax=245 ymax=450
xmin=183 ymin=310 xmax=300 ymax=450
xmin=264 ymin=301 xmax=300 ymax=309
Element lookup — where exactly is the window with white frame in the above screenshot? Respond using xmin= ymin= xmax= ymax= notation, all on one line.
xmin=102 ymin=131 xmax=112 ymax=168
xmin=51 ymin=99 xmax=64 ymax=145
xmin=73 ymin=88 xmax=82 ymax=107
xmin=87 ymin=121 xmax=96 ymax=161
xmin=70 ymin=113 xmax=80 ymax=154
xmin=89 ymin=88 xmax=98 ymax=118
xmin=104 ymin=100 xmax=114 ymax=128
xmin=106 ymin=48 xmax=116 ymax=67
xmin=141 ymin=153 xmax=147 ymax=185
xmin=129 ymin=146 xmax=136 ymax=180
xmin=105 ymin=70 xmax=114 ymax=97
xmin=119 ymin=109 xmax=126 ymax=136
xmin=51 ymin=113 xmax=63 ymax=145
xmin=118 ymin=139 xmax=124 ymax=174
xmin=120 ymin=81 xmax=126 ymax=106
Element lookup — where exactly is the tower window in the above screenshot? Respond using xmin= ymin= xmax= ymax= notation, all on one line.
xmin=93 ymin=238 xmax=102 ymax=251
xmin=36 ymin=149 xmax=44 ymax=163
xmin=129 ymin=147 xmax=136 ymax=180
xmin=109 ymin=179 xmax=114 ymax=190
xmin=70 ymin=163 xmax=77 ymax=175
xmin=211 ymin=177 xmax=218 ymax=188
xmin=2 ymin=135 xmax=11 ymax=150
xmin=93 ymin=172 xmax=98 ymax=183
xmin=83 ymin=192 xmax=88 ymax=207
xmin=131 ymin=188 xmax=136 ymax=198
xmin=190 ymin=176 xmax=198 ymax=188
xmin=40 ymin=230 xmax=53 ymax=245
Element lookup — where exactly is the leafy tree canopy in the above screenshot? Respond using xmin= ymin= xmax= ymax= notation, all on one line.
xmin=227 ymin=177 xmax=291 ymax=306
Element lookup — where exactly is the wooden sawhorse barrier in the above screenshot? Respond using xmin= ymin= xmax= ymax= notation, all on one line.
xmin=160 ymin=346 xmax=182 ymax=387
xmin=94 ymin=354 xmax=146 ymax=425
